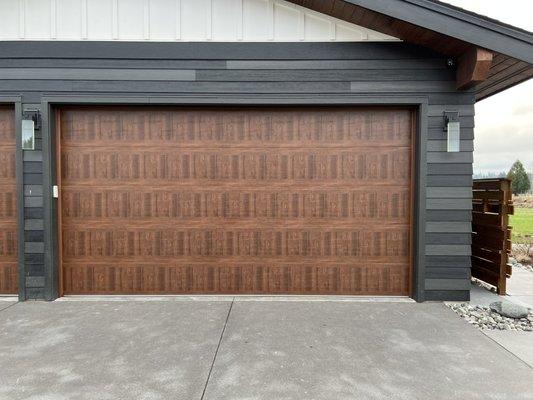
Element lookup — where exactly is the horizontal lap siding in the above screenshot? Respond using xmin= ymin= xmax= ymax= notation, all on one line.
xmin=0 ymin=42 xmax=474 ymax=300
xmin=21 ymin=108 xmax=45 ymax=297
xmin=425 ymin=98 xmax=473 ymax=300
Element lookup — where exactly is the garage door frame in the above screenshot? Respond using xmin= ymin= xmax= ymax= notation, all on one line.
xmin=0 ymin=96 xmax=23 ymax=299
xmin=40 ymin=95 xmax=428 ymax=301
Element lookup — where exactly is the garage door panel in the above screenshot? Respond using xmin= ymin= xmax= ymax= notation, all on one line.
xmin=61 ymin=148 xmax=410 ymax=185
xmin=61 ymin=108 xmax=412 ymax=147
xmin=61 ymin=228 xmax=410 ymax=261
xmin=62 ymin=263 xmax=409 ymax=295
xmin=0 ymin=106 xmax=17 ymax=294
xmin=0 ymin=229 xmax=18 ymax=293
xmin=60 ymin=106 xmax=412 ymax=296
xmin=61 ymin=188 xmax=410 ymax=222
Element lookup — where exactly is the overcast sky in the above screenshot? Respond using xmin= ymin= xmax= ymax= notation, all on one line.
xmin=441 ymin=0 xmax=533 ymax=175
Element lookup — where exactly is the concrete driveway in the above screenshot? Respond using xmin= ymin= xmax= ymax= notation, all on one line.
xmin=0 ymin=298 xmax=532 ymax=400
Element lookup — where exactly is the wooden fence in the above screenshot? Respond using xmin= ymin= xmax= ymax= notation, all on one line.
xmin=472 ymin=178 xmax=514 ymax=294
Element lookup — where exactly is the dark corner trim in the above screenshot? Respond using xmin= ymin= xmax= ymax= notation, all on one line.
xmin=41 ymin=101 xmax=58 ymax=300
xmin=414 ymin=102 xmax=428 ymax=302
xmin=41 ymin=94 xmax=429 ymax=302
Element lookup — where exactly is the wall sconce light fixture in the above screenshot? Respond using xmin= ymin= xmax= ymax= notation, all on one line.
xmin=21 ymin=119 xmax=35 ymax=150
xmin=444 ymin=111 xmax=460 ymax=153
xmin=21 ymin=110 xmax=41 ymax=151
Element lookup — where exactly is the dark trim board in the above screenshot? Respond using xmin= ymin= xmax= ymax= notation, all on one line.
xmin=0 ymin=41 xmax=444 ymax=61
xmin=42 ymin=102 xmax=57 ymax=301
xmin=41 ymin=94 xmax=428 ymax=301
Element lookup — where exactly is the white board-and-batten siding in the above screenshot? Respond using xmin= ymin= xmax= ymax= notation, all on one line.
xmin=0 ymin=0 xmax=398 ymax=42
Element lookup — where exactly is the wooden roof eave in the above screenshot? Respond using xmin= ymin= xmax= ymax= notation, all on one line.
xmin=287 ymin=0 xmax=533 ymax=100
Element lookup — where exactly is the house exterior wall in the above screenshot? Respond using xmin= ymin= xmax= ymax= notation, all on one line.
xmin=0 ymin=41 xmax=474 ymax=301
xmin=0 ymin=0 xmax=396 ymax=42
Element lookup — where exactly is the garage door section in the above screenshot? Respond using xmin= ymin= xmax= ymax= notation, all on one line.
xmin=59 ymin=107 xmax=412 ymax=295
xmin=0 ymin=106 xmax=17 ymax=294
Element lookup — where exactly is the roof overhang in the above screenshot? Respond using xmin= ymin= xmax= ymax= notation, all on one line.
xmin=287 ymin=0 xmax=533 ymax=101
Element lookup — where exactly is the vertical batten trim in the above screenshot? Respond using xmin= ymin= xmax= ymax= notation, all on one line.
xmin=175 ymin=0 xmax=181 ymax=40
xmin=2 ymin=0 xmax=400 ymax=42
xmin=329 ymin=21 xmax=336 ymax=41
xmin=19 ymin=0 xmax=25 ymax=39
xmin=112 ymin=0 xmax=119 ymax=40
xmin=50 ymin=0 xmax=57 ymax=39
xmin=267 ymin=0 xmax=274 ymax=41
xmin=298 ymin=9 xmax=304 ymax=41
xmin=143 ymin=0 xmax=150 ymax=40
xmin=81 ymin=0 xmax=88 ymax=39
xmin=236 ymin=0 xmax=243 ymax=41
xmin=206 ymin=0 xmax=212 ymax=40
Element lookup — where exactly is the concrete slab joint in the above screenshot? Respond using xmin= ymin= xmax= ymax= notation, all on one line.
xmin=1 ymin=301 xmax=531 ymax=399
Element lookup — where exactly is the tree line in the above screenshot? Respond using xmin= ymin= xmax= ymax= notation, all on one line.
xmin=473 ymin=160 xmax=531 ymax=195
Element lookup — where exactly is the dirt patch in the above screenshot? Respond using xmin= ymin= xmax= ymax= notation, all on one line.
xmin=513 ymin=194 xmax=533 ymax=208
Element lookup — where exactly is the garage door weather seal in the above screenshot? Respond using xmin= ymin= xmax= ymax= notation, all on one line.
xmin=56 ymin=295 xmax=414 ymax=303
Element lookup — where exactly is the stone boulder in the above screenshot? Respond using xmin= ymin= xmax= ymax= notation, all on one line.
xmin=489 ymin=301 xmax=530 ymax=319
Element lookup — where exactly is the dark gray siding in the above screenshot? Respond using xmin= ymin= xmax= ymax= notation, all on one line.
xmin=21 ymin=105 xmax=45 ymax=299
xmin=0 ymin=41 xmax=474 ymax=301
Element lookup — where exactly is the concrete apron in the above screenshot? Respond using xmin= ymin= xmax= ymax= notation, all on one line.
xmin=56 ymin=295 xmax=415 ymax=303
xmin=0 ymin=300 xmax=532 ymax=400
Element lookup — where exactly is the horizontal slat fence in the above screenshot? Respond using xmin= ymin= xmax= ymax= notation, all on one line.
xmin=472 ymin=178 xmax=513 ymax=294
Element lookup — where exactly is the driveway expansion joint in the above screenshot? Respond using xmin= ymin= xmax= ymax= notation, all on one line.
xmin=481 ymin=330 xmax=533 ymax=370
xmin=200 ymin=297 xmax=235 ymax=400
xmin=0 ymin=302 xmax=18 ymax=314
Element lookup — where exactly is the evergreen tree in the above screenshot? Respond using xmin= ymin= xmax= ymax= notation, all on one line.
xmin=507 ymin=160 xmax=531 ymax=195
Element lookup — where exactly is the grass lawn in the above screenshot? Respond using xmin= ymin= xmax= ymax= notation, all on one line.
xmin=511 ymin=208 xmax=533 ymax=242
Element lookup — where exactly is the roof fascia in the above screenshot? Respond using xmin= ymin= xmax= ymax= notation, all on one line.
xmin=344 ymin=0 xmax=533 ymax=63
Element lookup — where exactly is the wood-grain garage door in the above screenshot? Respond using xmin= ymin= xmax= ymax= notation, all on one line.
xmin=59 ymin=106 xmax=413 ymax=295
xmin=0 ymin=106 xmax=18 ymax=294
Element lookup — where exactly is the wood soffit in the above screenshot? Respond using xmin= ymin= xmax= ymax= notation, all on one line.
xmin=286 ymin=0 xmax=533 ymax=99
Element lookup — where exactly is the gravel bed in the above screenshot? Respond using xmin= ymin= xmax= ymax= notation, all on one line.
xmin=509 ymin=256 xmax=533 ymax=273
xmin=512 ymin=262 xmax=533 ymax=273
xmin=472 ymin=278 xmax=497 ymax=293
xmin=446 ymin=303 xmax=533 ymax=331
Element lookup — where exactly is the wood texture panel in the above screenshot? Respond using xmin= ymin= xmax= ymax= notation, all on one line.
xmin=60 ymin=106 xmax=413 ymax=295
xmin=0 ymin=106 xmax=17 ymax=294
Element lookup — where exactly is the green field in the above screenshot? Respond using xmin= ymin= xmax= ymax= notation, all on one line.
xmin=511 ymin=208 xmax=533 ymax=242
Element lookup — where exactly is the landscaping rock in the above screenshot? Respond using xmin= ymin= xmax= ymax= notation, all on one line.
xmin=471 ymin=277 xmax=498 ymax=293
xmin=490 ymin=301 xmax=530 ymax=319
xmin=446 ymin=303 xmax=533 ymax=331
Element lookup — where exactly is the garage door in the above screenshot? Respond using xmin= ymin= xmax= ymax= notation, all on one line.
xmin=59 ymin=106 xmax=413 ymax=295
xmin=0 ymin=106 xmax=17 ymax=294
